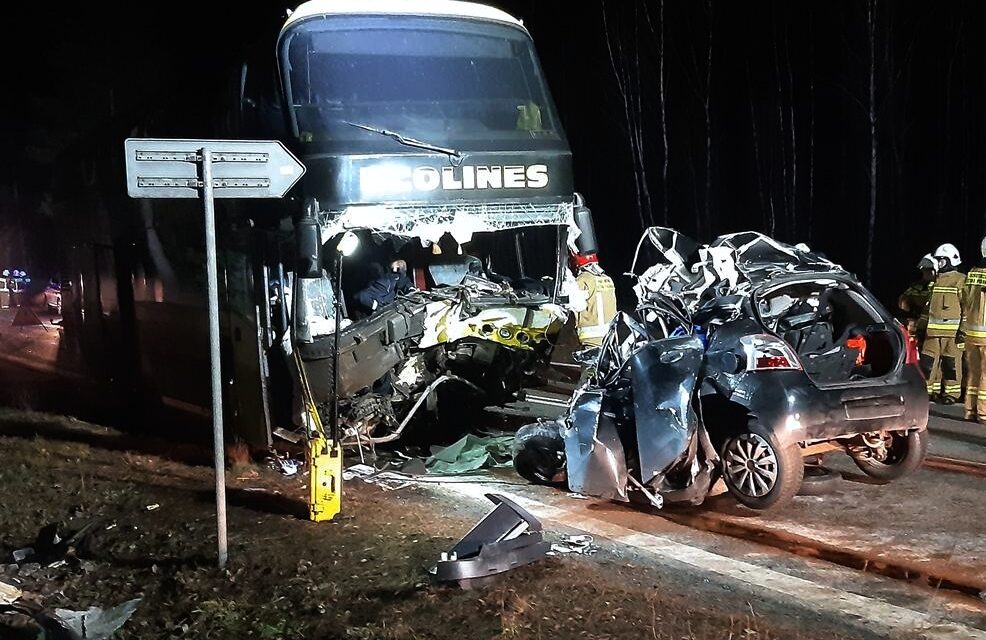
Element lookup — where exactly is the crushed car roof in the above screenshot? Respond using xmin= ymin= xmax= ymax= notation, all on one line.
xmin=631 ymin=227 xmax=849 ymax=313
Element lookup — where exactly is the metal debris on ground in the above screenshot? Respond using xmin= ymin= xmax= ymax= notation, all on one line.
xmin=52 ymin=598 xmax=142 ymax=640
xmin=342 ymin=464 xmax=376 ymax=481
xmin=549 ymin=534 xmax=598 ymax=556
xmin=342 ymin=464 xmax=415 ymax=491
xmin=432 ymin=493 xmax=549 ymax=589
xmin=0 ymin=579 xmax=22 ymax=606
xmin=144 ymin=504 xmax=160 ymax=511
xmin=12 ymin=548 xmax=34 ymax=563
xmin=266 ymin=451 xmax=304 ymax=477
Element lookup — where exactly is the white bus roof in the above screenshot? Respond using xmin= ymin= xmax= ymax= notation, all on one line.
xmin=282 ymin=0 xmax=526 ymax=33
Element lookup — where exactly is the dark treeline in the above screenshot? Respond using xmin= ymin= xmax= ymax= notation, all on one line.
xmin=503 ymin=0 xmax=986 ymax=303
xmin=4 ymin=1 xmax=986 ymax=305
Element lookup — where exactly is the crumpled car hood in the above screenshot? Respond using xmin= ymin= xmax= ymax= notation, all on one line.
xmin=632 ymin=227 xmax=847 ymax=313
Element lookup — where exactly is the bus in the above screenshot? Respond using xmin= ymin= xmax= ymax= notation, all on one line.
xmin=54 ymin=0 xmax=592 ymax=449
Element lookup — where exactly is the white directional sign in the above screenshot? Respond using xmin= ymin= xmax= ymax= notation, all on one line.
xmin=124 ymin=138 xmax=306 ymax=569
xmin=124 ymin=138 xmax=305 ymax=199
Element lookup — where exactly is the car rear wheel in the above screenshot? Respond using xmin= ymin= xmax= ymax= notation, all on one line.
xmin=849 ymin=429 xmax=928 ymax=483
xmin=512 ymin=422 xmax=566 ymax=486
xmin=722 ymin=423 xmax=804 ymax=510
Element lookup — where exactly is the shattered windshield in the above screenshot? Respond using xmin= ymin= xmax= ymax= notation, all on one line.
xmin=279 ymin=15 xmax=565 ymax=151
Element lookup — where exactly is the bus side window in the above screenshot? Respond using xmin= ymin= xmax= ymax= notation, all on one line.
xmin=241 ymin=62 xmax=286 ymax=138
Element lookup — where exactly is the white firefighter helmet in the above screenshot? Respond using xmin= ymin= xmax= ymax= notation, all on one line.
xmin=933 ymin=243 xmax=961 ymax=268
xmin=1 ymin=270 xmax=8 ymax=277
xmin=981 ymin=235 xmax=986 ymax=258
xmin=917 ymin=253 xmax=938 ymax=273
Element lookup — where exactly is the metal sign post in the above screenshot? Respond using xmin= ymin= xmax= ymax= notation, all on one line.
xmin=125 ymin=139 xmax=305 ymax=568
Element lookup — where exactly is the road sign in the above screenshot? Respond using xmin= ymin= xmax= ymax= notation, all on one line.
xmin=124 ymin=138 xmax=305 ymax=199
xmin=125 ymin=139 xmax=306 ymax=568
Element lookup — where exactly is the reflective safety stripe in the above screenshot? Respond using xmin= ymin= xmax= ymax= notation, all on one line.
xmin=931 ymin=286 xmax=960 ymax=293
xmin=966 ymin=271 xmax=986 ymax=286
xmin=927 ymin=321 xmax=960 ymax=330
xmin=979 ymin=390 xmax=986 ymax=398
xmin=944 ymin=385 xmax=962 ymax=394
xmin=965 ymin=328 xmax=986 ymax=339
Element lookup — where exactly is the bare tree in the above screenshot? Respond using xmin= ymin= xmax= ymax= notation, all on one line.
xmin=746 ymin=59 xmax=772 ymax=235
xmin=602 ymin=1 xmax=652 ymax=231
xmin=866 ymin=0 xmax=877 ymax=284
xmin=771 ymin=10 xmax=789 ymax=232
xmin=807 ymin=8 xmax=815 ymax=245
xmin=784 ymin=15 xmax=797 ymax=239
xmin=704 ymin=0 xmax=713 ymax=238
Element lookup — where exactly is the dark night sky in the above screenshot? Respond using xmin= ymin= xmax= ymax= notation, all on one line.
xmin=3 ymin=1 xmax=986 ymax=304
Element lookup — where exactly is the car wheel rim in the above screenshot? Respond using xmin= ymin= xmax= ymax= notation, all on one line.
xmin=724 ymin=433 xmax=778 ymax=498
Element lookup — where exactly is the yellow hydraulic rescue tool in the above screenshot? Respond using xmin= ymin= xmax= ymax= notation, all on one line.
xmin=295 ymin=350 xmax=341 ymax=522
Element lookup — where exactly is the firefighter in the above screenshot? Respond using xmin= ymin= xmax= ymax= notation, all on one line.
xmin=921 ymin=243 xmax=966 ymax=403
xmin=898 ymin=253 xmax=937 ymax=344
xmin=960 ymin=236 xmax=986 ymax=423
xmin=570 ymin=251 xmax=617 ymax=347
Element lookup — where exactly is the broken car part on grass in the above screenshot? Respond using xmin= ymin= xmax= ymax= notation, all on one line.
xmin=432 ymin=493 xmax=549 ymax=588
xmin=513 ymin=228 xmax=930 ymax=511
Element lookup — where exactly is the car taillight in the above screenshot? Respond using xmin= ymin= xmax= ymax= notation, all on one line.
xmin=899 ymin=324 xmax=920 ymax=367
xmin=740 ymin=334 xmax=803 ymax=371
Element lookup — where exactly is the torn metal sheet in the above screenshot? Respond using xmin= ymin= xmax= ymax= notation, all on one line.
xmin=549 ymin=534 xmax=598 ymax=556
xmin=319 ymin=202 xmax=575 ymax=246
xmin=632 ymin=227 xmax=846 ymax=314
xmin=433 ymin=493 xmax=549 ymax=588
xmin=0 ymin=580 xmax=22 ymax=606
xmin=630 ymin=336 xmax=704 ymax=485
xmin=418 ymin=297 xmax=566 ymax=352
xmin=562 ymin=390 xmax=629 ymax=502
xmin=52 ymin=598 xmax=141 ymax=640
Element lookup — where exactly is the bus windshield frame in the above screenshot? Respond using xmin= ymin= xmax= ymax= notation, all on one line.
xmin=278 ymin=14 xmax=567 ymax=153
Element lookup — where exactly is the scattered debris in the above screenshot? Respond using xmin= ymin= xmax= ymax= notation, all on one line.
xmin=342 ymin=464 xmax=416 ymax=491
xmin=12 ymin=548 xmax=34 ymax=563
xmin=273 ymin=427 xmax=304 ymax=444
xmin=144 ymin=504 xmax=160 ymax=511
xmin=425 ymin=435 xmax=514 ymax=475
xmin=52 ymin=598 xmax=142 ymax=640
xmin=432 ymin=493 xmax=549 ymax=589
xmin=549 ymin=534 xmax=598 ymax=556
xmin=342 ymin=464 xmax=376 ymax=481
xmin=11 ymin=520 xmax=103 ymax=567
xmin=267 ymin=452 xmax=304 ymax=477
xmin=0 ymin=580 xmax=22 ymax=606
xmin=566 ymin=493 xmax=589 ymax=500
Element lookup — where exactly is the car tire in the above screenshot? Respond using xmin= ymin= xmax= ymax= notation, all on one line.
xmin=721 ymin=422 xmax=804 ymax=510
xmin=797 ymin=465 xmax=842 ymax=496
xmin=512 ymin=421 xmax=566 ymax=486
xmin=849 ymin=429 xmax=928 ymax=483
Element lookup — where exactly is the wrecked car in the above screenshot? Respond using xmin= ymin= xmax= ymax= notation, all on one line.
xmin=512 ymin=228 xmax=929 ymax=510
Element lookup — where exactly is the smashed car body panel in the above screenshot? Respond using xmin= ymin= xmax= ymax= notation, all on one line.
xmin=630 ymin=336 xmax=703 ymax=485
xmin=563 ymin=390 xmax=629 ymax=501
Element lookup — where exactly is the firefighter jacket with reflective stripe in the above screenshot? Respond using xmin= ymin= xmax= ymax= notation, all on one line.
xmin=960 ymin=266 xmax=986 ymax=344
xmin=575 ymin=266 xmax=617 ymax=345
xmin=925 ymin=270 xmax=966 ymax=338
